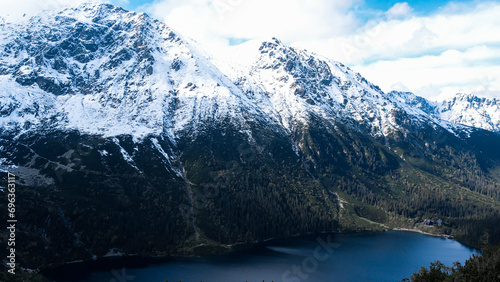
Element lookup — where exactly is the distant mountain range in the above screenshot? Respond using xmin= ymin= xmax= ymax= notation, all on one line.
xmin=389 ymin=91 xmax=500 ymax=133
xmin=1 ymin=3 xmax=499 ymax=271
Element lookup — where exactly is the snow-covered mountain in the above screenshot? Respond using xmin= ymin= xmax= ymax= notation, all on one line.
xmin=0 ymin=3 xmax=268 ymax=142
xmin=1 ymin=3 xmax=489 ymax=144
xmin=438 ymin=93 xmax=500 ymax=133
xmin=389 ymin=91 xmax=500 ymax=133
xmin=215 ymin=38 xmax=430 ymax=137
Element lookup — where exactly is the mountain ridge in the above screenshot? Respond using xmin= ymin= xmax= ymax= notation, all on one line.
xmin=388 ymin=91 xmax=500 ymax=133
xmin=2 ymin=3 xmax=499 ymax=141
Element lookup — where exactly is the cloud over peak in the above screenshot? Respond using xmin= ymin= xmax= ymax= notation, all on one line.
xmin=386 ymin=2 xmax=413 ymax=19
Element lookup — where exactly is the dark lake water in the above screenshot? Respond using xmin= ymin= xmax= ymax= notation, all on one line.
xmin=44 ymin=231 xmax=477 ymax=282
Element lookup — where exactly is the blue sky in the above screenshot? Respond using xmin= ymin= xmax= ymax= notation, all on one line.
xmin=1 ymin=0 xmax=499 ymax=100
xmin=363 ymin=0 xmax=453 ymax=14
xmin=117 ymin=0 xmax=149 ymax=10
xmin=121 ymin=0 xmax=472 ymax=17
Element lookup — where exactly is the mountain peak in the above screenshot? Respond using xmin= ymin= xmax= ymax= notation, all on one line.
xmin=449 ymin=93 xmax=499 ymax=106
xmin=260 ymin=36 xmax=283 ymax=45
xmin=0 ymin=3 xmax=184 ymax=140
xmin=452 ymin=93 xmax=480 ymax=102
xmin=258 ymin=37 xmax=291 ymax=56
xmin=60 ymin=2 xmax=128 ymax=14
xmin=20 ymin=3 xmax=130 ymax=24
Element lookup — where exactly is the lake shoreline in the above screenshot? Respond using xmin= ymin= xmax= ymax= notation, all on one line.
xmin=391 ymin=227 xmax=452 ymax=239
xmin=40 ymin=228 xmax=457 ymax=272
xmin=40 ymin=228 xmax=475 ymax=281
xmin=41 ymin=229 xmax=477 ymax=282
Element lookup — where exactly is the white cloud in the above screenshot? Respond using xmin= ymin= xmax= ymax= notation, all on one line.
xmin=293 ymin=2 xmax=500 ymax=100
xmin=354 ymin=46 xmax=500 ymax=101
xmin=386 ymin=2 xmax=413 ymax=19
xmin=0 ymin=0 xmax=107 ymax=22
xmin=140 ymin=0 xmax=360 ymax=49
xmin=297 ymin=2 xmax=500 ymax=64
